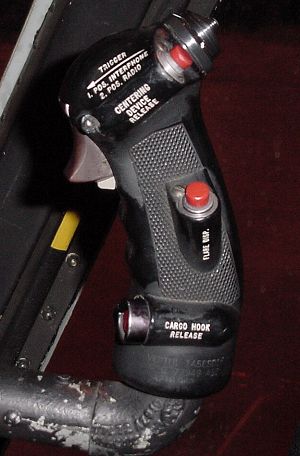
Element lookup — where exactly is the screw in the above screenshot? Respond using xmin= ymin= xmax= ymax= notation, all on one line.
xmin=40 ymin=306 xmax=56 ymax=321
xmin=66 ymin=253 xmax=80 ymax=268
xmin=4 ymin=411 xmax=22 ymax=426
xmin=15 ymin=357 xmax=30 ymax=369
xmin=80 ymin=114 xmax=100 ymax=134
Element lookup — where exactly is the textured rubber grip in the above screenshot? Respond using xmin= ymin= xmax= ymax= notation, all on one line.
xmin=130 ymin=123 xmax=239 ymax=304
xmin=114 ymin=120 xmax=240 ymax=397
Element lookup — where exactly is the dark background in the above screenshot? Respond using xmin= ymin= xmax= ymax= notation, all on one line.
xmin=1 ymin=1 xmax=300 ymax=455
xmin=1 ymin=0 xmax=300 ymax=40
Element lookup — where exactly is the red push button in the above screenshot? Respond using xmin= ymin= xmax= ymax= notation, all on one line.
xmin=169 ymin=45 xmax=193 ymax=69
xmin=122 ymin=310 xmax=129 ymax=335
xmin=185 ymin=182 xmax=211 ymax=208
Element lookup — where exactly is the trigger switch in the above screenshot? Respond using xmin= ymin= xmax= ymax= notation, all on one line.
xmin=65 ymin=130 xmax=114 ymax=185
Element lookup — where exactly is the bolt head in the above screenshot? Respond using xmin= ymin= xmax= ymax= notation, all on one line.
xmin=4 ymin=411 xmax=22 ymax=426
xmin=41 ymin=306 xmax=56 ymax=321
xmin=15 ymin=357 xmax=30 ymax=369
xmin=66 ymin=253 xmax=80 ymax=268
xmin=80 ymin=114 xmax=100 ymax=134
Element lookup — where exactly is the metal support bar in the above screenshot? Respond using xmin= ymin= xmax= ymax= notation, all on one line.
xmin=0 ymin=368 xmax=201 ymax=455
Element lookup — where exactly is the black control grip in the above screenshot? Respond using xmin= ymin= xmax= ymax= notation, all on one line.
xmin=60 ymin=11 xmax=241 ymax=398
